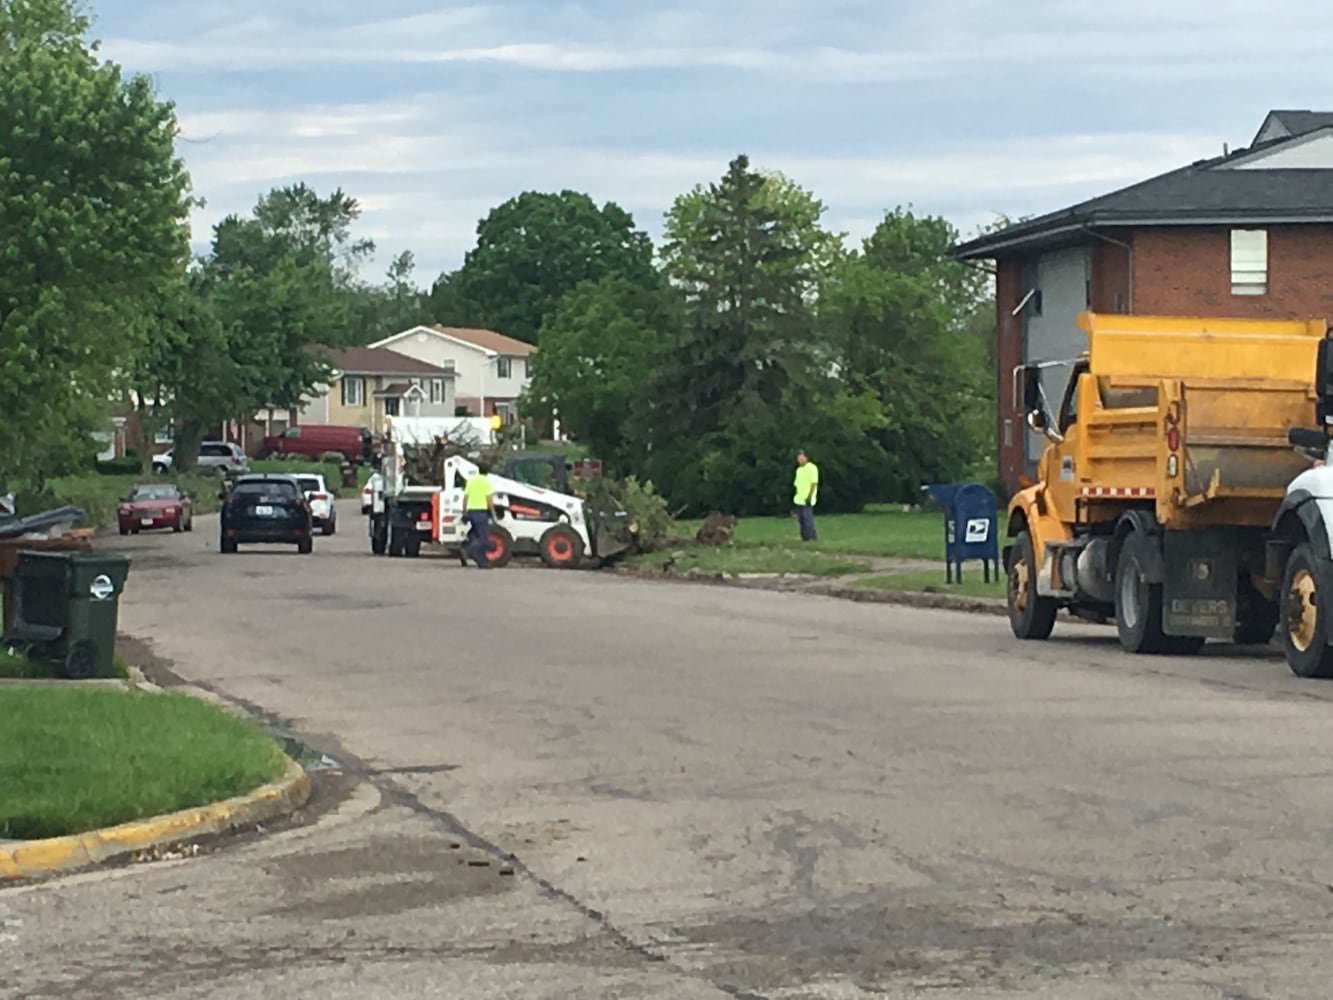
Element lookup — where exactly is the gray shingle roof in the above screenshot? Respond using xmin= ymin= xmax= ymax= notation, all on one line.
xmin=952 ymin=124 xmax=1333 ymax=260
xmin=1255 ymin=110 xmax=1333 ymax=145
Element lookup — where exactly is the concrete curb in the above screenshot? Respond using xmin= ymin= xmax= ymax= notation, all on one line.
xmin=0 ymin=757 xmax=310 ymax=881
xmin=618 ymin=566 xmax=1009 ymax=617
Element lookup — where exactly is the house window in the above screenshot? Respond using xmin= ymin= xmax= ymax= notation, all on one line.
xmin=521 ymin=358 xmax=530 ymax=379
xmin=430 ymin=379 xmax=443 ymax=404
xmin=383 ymin=397 xmax=400 ymax=417
xmin=1231 ymin=229 xmax=1268 ymax=295
xmin=497 ymin=356 xmax=512 ymax=379
xmin=342 ymin=377 xmax=364 ymax=407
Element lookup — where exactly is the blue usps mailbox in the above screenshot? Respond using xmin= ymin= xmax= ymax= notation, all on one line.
xmin=922 ymin=483 xmax=1000 ymax=584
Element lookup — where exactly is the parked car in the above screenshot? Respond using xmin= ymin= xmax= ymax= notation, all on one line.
xmin=361 ymin=472 xmax=382 ymax=515
xmin=219 ymin=474 xmax=313 ymax=554
xmin=118 ymin=484 xmax=193 ymax=535
xmin=293 ymin=473 xmax=337 ymax=536
xmin=262 ymin=425 xmax=374 ymax=465
xmin=153 ymin=441 xmax=248 ymax=475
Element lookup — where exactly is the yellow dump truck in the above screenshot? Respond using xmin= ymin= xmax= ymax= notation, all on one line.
xmin=1006 ymin=311 xmax=1326 ymax=657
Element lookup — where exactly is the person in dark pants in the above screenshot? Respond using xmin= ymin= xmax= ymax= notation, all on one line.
xmin=792 ymin=449 xmax=819 ymax=541
xmin=460 ymin=462 xmax=496 ymax=568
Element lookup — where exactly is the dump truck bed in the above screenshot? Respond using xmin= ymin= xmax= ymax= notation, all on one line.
xmin=1074 ymin=314 xmax=1325 ymax=528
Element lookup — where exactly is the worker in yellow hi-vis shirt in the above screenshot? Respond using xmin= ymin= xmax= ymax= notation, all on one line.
xmin=460 ymin=461 xmax=497 ymax=568
xmin=792 ymin=449 xmax=819 ymax=541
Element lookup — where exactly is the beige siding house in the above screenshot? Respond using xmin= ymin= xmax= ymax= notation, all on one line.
xmin=300 ymin=346 xmax=456 ymax=435
xmin=369 ymin=325 xmax=534 ymax=423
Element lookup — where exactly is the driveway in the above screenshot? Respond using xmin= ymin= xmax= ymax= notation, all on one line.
xmin=5 ymin=502 xmax=1333 ymax=999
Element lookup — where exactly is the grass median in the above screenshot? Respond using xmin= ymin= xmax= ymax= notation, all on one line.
xmin=673 ymin=505 xmax=967 ymax=561
xmin=0 ymin=686 xmax=287 ymax=840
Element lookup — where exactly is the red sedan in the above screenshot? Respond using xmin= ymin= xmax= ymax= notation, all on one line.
xmin=117 ymin=484 xmax=194 ymax=535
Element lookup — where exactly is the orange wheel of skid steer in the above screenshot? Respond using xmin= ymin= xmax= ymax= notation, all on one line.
xmin=539 ymin=525 xmax=584 ymax=569
xmin=486 ymin=526 xmax=514 ymax=568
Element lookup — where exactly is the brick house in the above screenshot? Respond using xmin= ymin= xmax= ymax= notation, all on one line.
xmin=951 ymin=109 xmax=1333 ymax=493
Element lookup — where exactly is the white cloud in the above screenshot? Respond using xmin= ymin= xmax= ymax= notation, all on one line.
xmin=100 ymin=0 xmax=1333 ymax=81
xmin=178 ymin=98 xmax=1217 ymax=279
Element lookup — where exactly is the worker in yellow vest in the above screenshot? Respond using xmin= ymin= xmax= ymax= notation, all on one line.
xmin=461 ymin=462 xmax=497 ymax=568
xmin=793 ymin=449 xmax=819 ymax=541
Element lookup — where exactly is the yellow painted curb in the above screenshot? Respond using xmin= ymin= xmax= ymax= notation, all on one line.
xmin=0 ymin=757 xmax=310 ymax=881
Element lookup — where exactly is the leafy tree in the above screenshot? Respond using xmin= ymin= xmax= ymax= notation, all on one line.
xmin=523 ymin=276 xmax=682 ymax=469
xmin=0 ymin=0 xmax=191 ymax=488
xmin=348 ymin=250 xmax=432 ymax=343
xmin=819 ymin=208 xmax=996 ymax=500
xmin=184 ymin=185 xmax=378 ymax=442
xmin=628 ymin=155 xmax=878 ymax=514
xmin=435 ymin=190 xmax=657 ymax=343
xmin=125 ymin=272 xmax=237 ymax=473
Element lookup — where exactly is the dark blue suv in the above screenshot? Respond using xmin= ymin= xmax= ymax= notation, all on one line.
xmin=220 ymin=475 xmax=313 ymax=554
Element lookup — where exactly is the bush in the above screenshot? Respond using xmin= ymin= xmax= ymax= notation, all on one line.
xmin=586 ymin=475 xmax=674 ymax=553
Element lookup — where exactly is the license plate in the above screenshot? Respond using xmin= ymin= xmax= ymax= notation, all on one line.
xmin=416 ymin=522 xmax=431 ymax=531
xmin=141 ymin=517 xmax=154 ymax=526
xmin=255 ymin=505 xmax=274 ymax=516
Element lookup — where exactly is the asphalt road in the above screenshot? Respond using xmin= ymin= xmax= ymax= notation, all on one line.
xmin=7 ymin=502 xmax=1333 ymax=998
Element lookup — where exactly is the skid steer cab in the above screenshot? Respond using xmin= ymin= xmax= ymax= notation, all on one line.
xmin=1003 ymin=311 xmax=1327 ymax=664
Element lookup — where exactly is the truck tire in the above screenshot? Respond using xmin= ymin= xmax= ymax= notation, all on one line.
xmin=1280 ymin=542 xmax=1333 ymax=678
xmin=404 ymin=532 xmax=422 ymax=558
xmin=1007 ymin=531 xmax=1057 ymax=640
xmin=1114 ymin=532 xmax=1204 ymax=655
xmin=539 ymin=525 xmax=584 ymax=569
xmin=486 ymin=525 xmax=514 ymax=568
xmin=370 ymin=516 xmax=388 ymax=555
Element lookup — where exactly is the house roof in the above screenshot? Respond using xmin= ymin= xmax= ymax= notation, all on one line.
xmin=952 ymin=115 xmax=1333 ymax=261
xmin=430 ymin=325 xmax=535 ymax=356
xmin=325 ymin=345 xmax=455 ymax=377
xmin=370 ymin=324 xmax=535 ymax=357
xmin=1254 ymin=109 xmax=1333 ymax=145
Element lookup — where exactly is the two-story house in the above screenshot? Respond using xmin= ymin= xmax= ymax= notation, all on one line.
xmin=369 ymin=325 xmax=535 ymax=423
xmin=300 ymin=345 xmax=456 ymax=435
xmin=951 ymin=108 xmax=1333 ymax=493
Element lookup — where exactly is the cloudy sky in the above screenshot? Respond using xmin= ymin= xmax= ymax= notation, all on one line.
xmin=90 ymin=0 xmax=1327 ymax=286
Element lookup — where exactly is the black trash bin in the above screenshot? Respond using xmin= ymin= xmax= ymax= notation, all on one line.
xmin=3 ymin=550 xmax=131 ymax=679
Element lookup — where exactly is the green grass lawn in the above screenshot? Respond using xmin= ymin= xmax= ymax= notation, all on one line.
xmin=672 ymin=505 xmax=963 ymax=561
xmin=852 ymin=569 xmax=1007 ymax=599
xmin=635 ymin=546 xmax=871 ymax=577
xmin=0 ymin=686 xmax=287 ymax=840
xmin=0 ymin=647 xmax=131 ymax=680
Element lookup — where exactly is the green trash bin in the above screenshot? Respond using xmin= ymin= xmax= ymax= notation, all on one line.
xmin=4 ymin=550 xmax=131 ymax=679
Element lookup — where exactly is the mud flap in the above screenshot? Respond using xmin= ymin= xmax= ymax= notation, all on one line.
xmin=1163 ymin=529 xmax=1237 ymax=638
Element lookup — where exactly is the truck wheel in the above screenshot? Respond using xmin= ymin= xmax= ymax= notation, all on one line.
xmin=388 ymin=524 xmax=405 ymax=558
xmin=486 ymin=526 xmax=514 ymax=568
xmin=1114 ymin=532 xmax=1203 ymax=655
xmin=539 ymin=525 xmax=584 ymax=569
xmin=404 ymin=533 xmax=422 ymax=558
xmin=220 ymin=537 xmax=237 ymax=554
xmin=1280 ymin=543 xmax=1333 ymax=678
xmin=370 ymin=516 xmax=388 ymax=555
xmin=1007 ymin=531 xmax=1057 ymax=640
